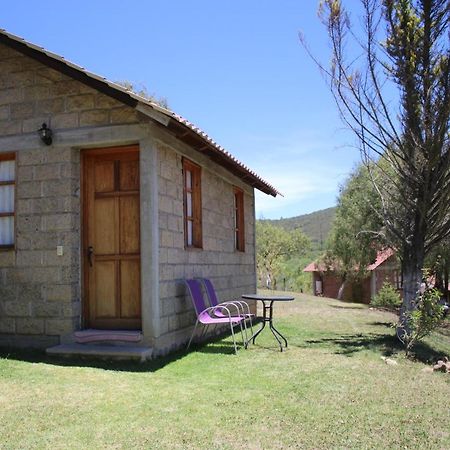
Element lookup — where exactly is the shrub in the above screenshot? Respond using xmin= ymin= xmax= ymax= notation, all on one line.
xmin=372 ymin=282 xmax=401 ymax=309
xmin=403 ymin=287 xmax=445 ymax=355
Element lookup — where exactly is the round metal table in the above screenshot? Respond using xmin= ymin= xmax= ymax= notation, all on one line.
xmin=242 ymin=294 xmax=294 ymax=351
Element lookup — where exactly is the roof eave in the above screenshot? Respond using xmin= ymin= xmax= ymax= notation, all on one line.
xmin=164 ymin=119 xmax=278 ymax=196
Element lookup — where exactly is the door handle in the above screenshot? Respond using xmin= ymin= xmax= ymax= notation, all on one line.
xmin=87 ymin=246 xmax=94 ymax=267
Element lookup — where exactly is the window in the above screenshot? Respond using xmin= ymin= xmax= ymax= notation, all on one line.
xmin=183 ymin=158 xmax=202 ymax=248
xmin=0 ymin=153 xmax=16 ymax=248
xmin=234 ymin=187 xmax=245 ymax=252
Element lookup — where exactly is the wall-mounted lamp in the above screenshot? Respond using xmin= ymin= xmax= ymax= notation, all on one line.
xmin=38 ymin=123 xmax=53 ymax=146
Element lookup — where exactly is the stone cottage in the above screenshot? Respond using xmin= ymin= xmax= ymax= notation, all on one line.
xmin=0 ymin=29 xmax=278 ymax=359
xmin=303 ymin=249 xmax=402 ymax=303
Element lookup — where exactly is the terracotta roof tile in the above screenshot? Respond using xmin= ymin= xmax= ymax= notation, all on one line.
xmin=366 ymin=248 xmax=395 ymax=271
xmin=304 ymin=248 xmax=396 ymax=273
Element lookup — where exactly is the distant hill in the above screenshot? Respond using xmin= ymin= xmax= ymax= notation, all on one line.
xmin=259 ymin=207 xmax=336 ymax=250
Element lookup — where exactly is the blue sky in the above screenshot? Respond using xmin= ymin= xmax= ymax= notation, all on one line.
xmin=2 ymin=1 xmax=362 ymax=219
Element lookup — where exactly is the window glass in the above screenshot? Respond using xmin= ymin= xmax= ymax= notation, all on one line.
xmin=185 ymin=170 xmax=192 ymax=189
xmin=183 ymin=159 xmax=202 ymax=248
xmin=234 ymin=188 xmax=245 ymax=252
xmin=0 ymin=160 xmax=15 ymax=182
xmin=186 ymin=192 xmax=192 ymax=217
xmin=187 ymin=220 xmax=193 ymax=247
xmin=0 ymin=185 xmax=14 ymax=213
xmin=0 ymin=216 xmax=14 ymax=246
xmin=0 ymin=155 xmax=16 ymax=247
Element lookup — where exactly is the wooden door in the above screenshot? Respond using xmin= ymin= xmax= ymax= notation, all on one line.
xmin=82 ymin=146 xmax=141 ymax=330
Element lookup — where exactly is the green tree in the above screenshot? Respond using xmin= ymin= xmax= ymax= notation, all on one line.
xmin=372 ymin=281 xmax=402 ymax=308
xmin=314 ymin=0 xmax=450 ymax=346
xmin=426 ymin=237 xmax=450 ymax=302
xmin=327 ymin=159 xmax=449 ymax=304
xmin=256 ymin=222 xmax=310 ymax=289
xmin=326 ymin=163 xmax=384 ymax=298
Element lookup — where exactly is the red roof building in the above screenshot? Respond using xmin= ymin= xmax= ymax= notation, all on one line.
xmin=303 ymin=249 xmax=401 ymax=303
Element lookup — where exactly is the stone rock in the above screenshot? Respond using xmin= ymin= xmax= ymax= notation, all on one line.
xmin=433 ymin=357 xmax=450 ymax=373
xmin=381 ymin=356 xmax=398 ymax=366
xmin=385 ymin=358 xmax=398 ymax=366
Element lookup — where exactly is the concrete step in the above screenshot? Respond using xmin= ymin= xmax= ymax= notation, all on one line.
xmin=46 ymin=344 xmax=153 ymax=362
xmin=74 ymin=329 xmax=143 ymax=344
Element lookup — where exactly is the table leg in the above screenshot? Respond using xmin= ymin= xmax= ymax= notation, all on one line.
xmin=269 ymin=301 xmax=287 ymax=351
xmin=245 ymin=301 xmax=268 ymax=348
xmin=248 ymin=320 xmax=265 ymax=347
xmin=269 ymin=324 xmax=284 ymax=350
xmin=245 ymin=300 xmax=289 ymax=351
xmin=270 ymin=323 xmax=288 ymax=349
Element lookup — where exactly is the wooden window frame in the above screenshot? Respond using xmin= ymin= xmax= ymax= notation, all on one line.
xmin=183 ymin=158 xmax=202 ymax=249
xmin=234 ymin=187 xmax=245 ymax=252
xmin=0 ymin=152 xmax=16 ymax=250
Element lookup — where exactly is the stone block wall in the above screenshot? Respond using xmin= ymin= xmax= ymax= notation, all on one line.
xmin=157 ymin=141 xmax=256 ymax=351
xmin=0 ymin=43 xmax=143 ymax=347
xmin=0 ymin=145 xmax=81 ymax=347
xmin=0 ymin=43 xmax=142 ymax=135
xmin=0 ymin=41 xmax=258 ymax=352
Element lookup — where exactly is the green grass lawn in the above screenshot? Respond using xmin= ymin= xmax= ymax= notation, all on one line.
xmin=1 ymin=291 xmax=449 ymax=449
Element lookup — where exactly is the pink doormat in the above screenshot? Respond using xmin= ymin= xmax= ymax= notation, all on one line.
xmin=74 ymin=329 xmax=143 ymax=344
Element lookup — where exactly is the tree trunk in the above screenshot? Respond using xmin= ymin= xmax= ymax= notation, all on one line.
xmin=444 ymin=265 xmax=449 ymax=303
xmin=337 ymin=274 xmax=347 ymax=300
xmin=401 ymin=264 xmax=422 ymax=310
xmin=398 ymin=244 xmax=425 ymax=345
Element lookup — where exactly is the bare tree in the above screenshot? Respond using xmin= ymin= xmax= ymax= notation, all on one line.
xmin=305 ymin=0 xmax=450 ymax=344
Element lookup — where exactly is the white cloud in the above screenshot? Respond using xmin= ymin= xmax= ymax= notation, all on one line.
xmin=255 ymin=166 xmax=340 ymax=218
xmin=243 ymin=128 xmax=361 ymax=219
